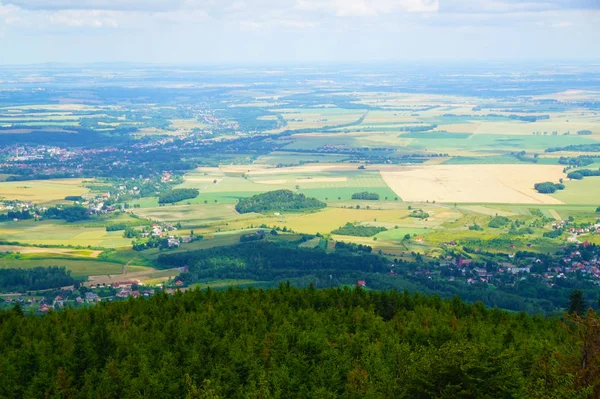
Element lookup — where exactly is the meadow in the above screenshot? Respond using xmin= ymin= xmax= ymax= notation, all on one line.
xmin=551 ymin=177 xmax=600 ymax=205
xmin=0 ymin=258 xmax=149 ymax=278
xmin=0 ymin=219 xmax=132 ymax=248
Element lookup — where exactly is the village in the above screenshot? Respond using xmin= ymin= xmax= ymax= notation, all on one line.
xmin=2 ymin=277 xmax=187 ymax=314
xmin=402 ymin=238 xmax=600 ymax=292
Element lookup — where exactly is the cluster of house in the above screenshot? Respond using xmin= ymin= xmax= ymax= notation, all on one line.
xmin=3 ymin=291 xmax=101 ymax=313
xmin=3 ymin=145 xmax=73 ymax=162
xmin=2 ymin=278 xmax=190 ymax=313
xmin=199 ymin=110 xmax=238 ymax=131
xmin=142 ymin=223 xmax=194 ymax=248
xmin=0 ymin=200 xmax=40 ymax=215
xmin=552 ymin=220 xmax=600 ymax=235
xmin=146 ymin=223 xmax=178 ymax=238
xmin=395 ymin=240 xmax=600 ymax=289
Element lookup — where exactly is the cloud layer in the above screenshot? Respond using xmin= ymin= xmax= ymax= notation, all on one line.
xmin=0 ymin=0 xmax=598 ymax=63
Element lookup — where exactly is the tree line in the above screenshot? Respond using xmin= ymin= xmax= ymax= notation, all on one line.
xmin=332 ymin=222 xmax=387 ymax=237
xmin=0 ymin=266 xmax=75 ymax=292
xmin=158 ymin=189 xmax=199 ymax=205
xmin=351 ymin=192 xmax=380 ymax=200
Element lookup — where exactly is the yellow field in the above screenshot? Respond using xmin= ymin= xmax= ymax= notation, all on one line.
xmin=0 ymin=245 xmax=101 ymax=257
xmin=0 ymin=178 xmax=89 ymax=203
xmin=380 ymin=164 xmax=565 ymax=204
xmin=263 ymin=207 xmax=433 ymax=235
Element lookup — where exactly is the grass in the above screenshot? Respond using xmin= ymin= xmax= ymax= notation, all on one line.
xmin=0 ymin=220 xmax=132 ymax=248
xmin=375 ymin=227 xmax=431 ymax=240
xmin=189 ymin=279 xmax=265 ymax=289
xmin=298 ymin=237 xmax=321 ymax=248
xmin=552 ymin=178 xmax=600 ymax=205
xmin=0 ymin=258 xmax=145 ymax=278
xmin=401 ymin=132 xmax=472 ymax=139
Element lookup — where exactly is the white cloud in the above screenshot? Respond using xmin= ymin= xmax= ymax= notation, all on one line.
xmin=0 ymin=4 xmax=24 ymax=27
xmin=551 ymin=20 xmax=572 ymax=28
xmin=48 ymin=10 xmax=120 ymax=28
xmin=240 ymin=20 xmax=263 ymax=30
xmin=153 ymin=9 xmax=209 ymax=24
xmin=3 ymin=0 xmax=185 ymax=11
xmin=0 ymin=0 xmax=597 ymax=64
xmin=297 ymin=0 xmax=439 ymax=16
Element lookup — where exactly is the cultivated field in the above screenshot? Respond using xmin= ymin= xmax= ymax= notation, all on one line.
xmin=175 ymin=164 xmax=399 ymax=204
xmin=551 ymin=178 xmax=600 ymax=205
xmin=0 ymin=179 xmax=90 ymax=203
xmin=380 ymin=164 xmax=565 ymax=204
xmin=0 ymin=245 xmax=101 ymax=257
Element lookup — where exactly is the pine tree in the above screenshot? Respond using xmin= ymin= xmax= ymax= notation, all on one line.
xmin=568 ymin=290 xmax=587 ymax=315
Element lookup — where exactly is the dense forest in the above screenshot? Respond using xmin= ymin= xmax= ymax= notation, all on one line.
xmin=331 ymin=222 xmax=387 ymax=237
xmin=158 ymin=241 xmax=387 ymax=283
xmin=158 ymin=189 xmax=200 ymax=205
xmin=44 ymin=206 xmax=90 ymax=223
xmin=1 ymin=286 xmax=599 ymax=398
xmin=0 ymin=267 xmax=75 ymax=292
xmin=235 ymin=190 xmax=326 ymax=214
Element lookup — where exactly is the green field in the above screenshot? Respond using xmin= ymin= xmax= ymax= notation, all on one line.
xmin=375 ymin=227 xmax=431 ymax=240
xmin=172 ymin=168 xmax=400 ymax=204
xmin=0 ymin=220 xmax=132 ymax=248
xmin=189 ymin=279 xmax=266 ymax=289
xmin=551 ymin=178 xmax=600 ymax=205
xmin=0 ymin=258 xmax=149 ymax=278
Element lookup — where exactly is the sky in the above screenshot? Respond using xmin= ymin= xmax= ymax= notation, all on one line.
xmin=0 ymin=0 xmax=598 ymax=64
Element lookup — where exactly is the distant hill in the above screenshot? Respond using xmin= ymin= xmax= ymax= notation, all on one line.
xmin=235 ymin=190 xmax=326 ymax=213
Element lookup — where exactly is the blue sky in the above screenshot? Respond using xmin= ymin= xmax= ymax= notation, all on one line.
xmin=0 ymin=0 xmax=598 ymax=64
